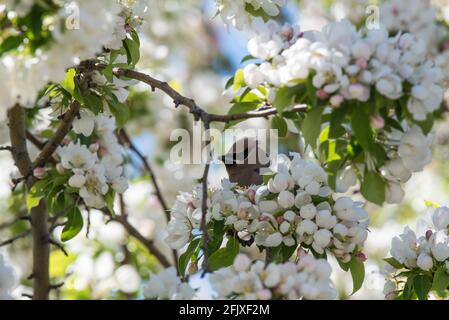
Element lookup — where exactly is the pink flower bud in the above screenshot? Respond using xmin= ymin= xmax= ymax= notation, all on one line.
xmin=125 ymin=23 xmax=132 ymax=33
xmin=356 ymin=252 xmax=367 ymax=262
xmin=56 ymin=163 xmax=65 ymax=174
xmin=356 ymin=57 xmax=368 ymax=69
xmin=281 ymin=26 xmax=294 ymax=41
xmin=62 ymin=138 xmax=71 ymax=145
xmin=259 ymin=215 xmax=270 ymax=222
xmin=276 ymin=216 xmax=285 ymax=224
xmin=370 ymin=115 xmax=385 ymax=129
xmin=425 ymin=230 xmax=433 ymax=240
xmin=330 ymin=94 xmax=344 ymax=107
xmin=316 ymin=89 xmax=329 ymax=100
xmin=33 ymin=167 xmax=46 ymax=179
xmin=187 ymin=202 xmax=196 ymax=211
xmin=237 ymin=209 xmax=247 ymax=220
xmin=247 ymin=189 xmax=256 ymax=202
xmin=442 ymin=43 xmax=449 ymax=51
xmin=89 ymin=142 xmax=100 ymax=153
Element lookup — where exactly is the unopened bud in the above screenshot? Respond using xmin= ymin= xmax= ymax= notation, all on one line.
xmin=89 ymin=142 xmax=100 ymax=153
xmin=370 ymin=115 xmax=385 ymax=129
xmin=33 ymin=167 xmax=46 ymax=179
xmin=316 ymin=89 xmax=329 ymax=100
xmin=425 ymin=230 xmax=433 ymax=240
xmin=56 ymin=163 xmax=65 ymax=174
xmin=62 ymin=138 xmax=71 ymax=145
xmin=276 ymin=216 xmax=285 ymax=224
xmin=247 ymin=189 xmax=256 ymax=202
xmin=237 ymin=208 xmax=247 ymax=220
xmin=330 ymin=94 xmax=344 ymax=108
xmin=356 ymin=252 xmax=367 ymax=262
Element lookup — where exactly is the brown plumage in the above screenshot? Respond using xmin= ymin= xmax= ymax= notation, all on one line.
xmin=221 ymin=138 xmax=270 ymax=187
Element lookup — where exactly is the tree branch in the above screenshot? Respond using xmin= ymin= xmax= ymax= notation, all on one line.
xmin=0 ymin=230 xmax=31 ymax=247
xmin=7 ymin=105 xmax=50 ymax=300
xmin=200 ymin=118 xmax=211 ymax=273
xmin=118 ymin=129 xmax=178 ymax=269
xmin=103 ymin=198 xmax=172 ymax=268
xmin=32 ymin=101 xmax=80 ymax=168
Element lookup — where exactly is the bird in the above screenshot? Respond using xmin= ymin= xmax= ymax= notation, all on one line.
xmin=221 ymin=137 xmax=270 ymax=187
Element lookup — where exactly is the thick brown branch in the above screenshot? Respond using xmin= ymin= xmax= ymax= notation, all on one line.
xmin=33 ymin=101 xmax=80 ymax=168
xmin=7 ymin=105 xmax=50 ymax=300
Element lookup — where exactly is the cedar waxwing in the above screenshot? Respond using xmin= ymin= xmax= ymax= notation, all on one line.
xmin=221 ymin=137 xmax=270 ymax=186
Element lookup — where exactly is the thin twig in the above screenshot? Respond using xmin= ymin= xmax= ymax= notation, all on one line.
xmin=0 ymin=146 xmax=12 ymax=152
xmin=33 ymin=101 xmax=80 ymax=168
xmin=25 ymin=131 xmax=58 ymax=165
xmin=0 ymin=230 xmax=31 ymax=247
xmin=200 ymin=118 xmax=211 ymax=273
xmin=48 ymin=238 xmax=68 ymax=257
xmin=102 ymin=203 xmax=171 ymax=268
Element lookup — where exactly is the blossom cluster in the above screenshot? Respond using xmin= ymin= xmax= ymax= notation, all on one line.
xmin=216 ymin=0 xmax=286 ymax=30
xmin=210 ymin=253 xmax=336 ymax=300
xmin=143 ymin=267 xmax=196 ymax=300
xmin=243 ymin=19 xmax=444 ymax=122
xmin=0 ymin=253 xmax=16 ymax=300
xmin=57 ymin=111 xmax=128 ymax=209
xmin=379 ymin=125 xmax=433 ymax=204
xmin=0 ymin=0 xmax=148 ymax=120
xmin=384 ymin=205 xmax=449 ymax=299
xmin=166 ymin=153 xmax=369 ymax=264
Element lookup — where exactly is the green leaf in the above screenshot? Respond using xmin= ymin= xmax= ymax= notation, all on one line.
xmin=337 ymin=259 xmax=350 ymax=272
xmin=84 ymin=93 xmax=103 ymax=114
xmin=61 ymin=68 xmax=76 ymax=95
xmin=209 ymin=236 xmax=240 ymax=271
xmin=273 ymin=87 xmax=294 ymax=113
xmin=432 ymin=267 xmax=449 ymax=296
xmin=61 ymin=207 xmax=83 ymax=242
xmin=0 ymin=35 xmax=24 ymax=55
xmin=413 ymin=275 xmax=432 ymax=300
xmin=271 ymin=116 xmax=288 ymax=137
xmin=244 ymin=3 xmax=273 ymax=21
xmin=105 ymin=191 xmax=115 ymax=217
xmin=26 ymin=180 xmax=50 ymax=210
xmin=351 ymin=106 xmax=374 ymax=152
xmin=403 ymin=275 xmax=415 ymax=299
xmin=233 ymin=69 xmax=245 ymax=92
xmin=360 ymin=169 xmax=386 ymax=205
xmin=178 ymin=238 xmax=201 ymax=278
xmin=384 ymin=257 xmax=404 ymax=269
xmin=108 ymin=99 xmax=130 ymax=128
xmin=302 ymin=106 xmax=324 ymax=149
xmin=208 ymin=220 xmax=225 ymax=255
xmin=329 ymin=105 xmax=347 ymax=139
xmin=27 ymin=193 xmax=43 ymax=210
xmin=348 ymin=256 xmax=365 ymax=294
xmin=240 ymin=55 xmax=256 ymax=63
xmin=124 ymin=37 xmax=140 ymax=66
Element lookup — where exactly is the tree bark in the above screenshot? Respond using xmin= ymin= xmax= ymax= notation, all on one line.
xmin=7 ymin=105 xmax=50 ymax=300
